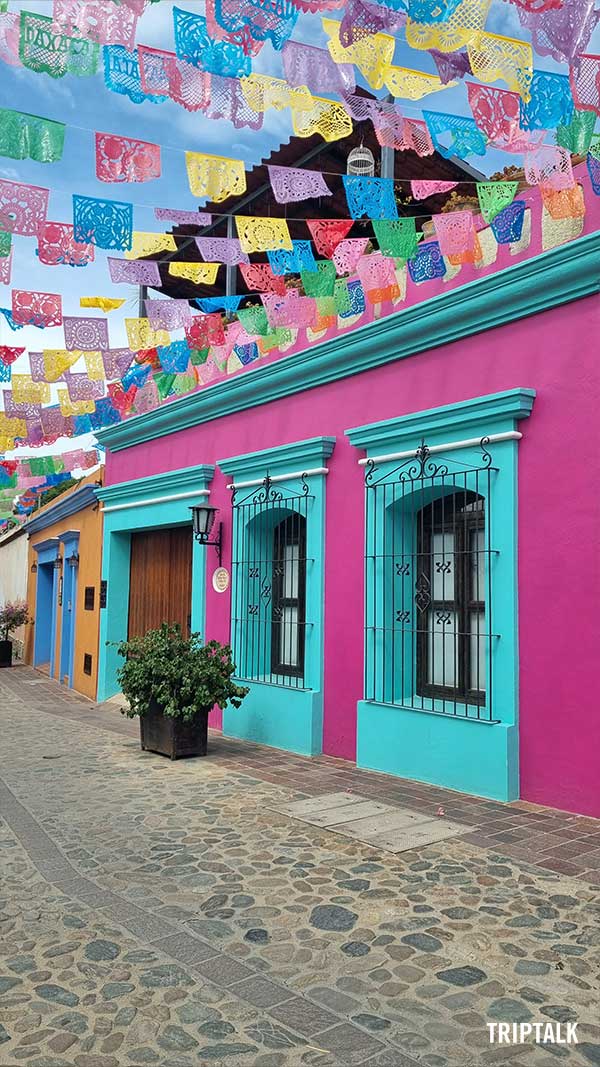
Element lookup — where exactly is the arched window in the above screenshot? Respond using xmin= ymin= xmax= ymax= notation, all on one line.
xmin=271 ymin=513 xmax=306 ymax=678
xmin=416 ymin=491 xmax=485 ymax=704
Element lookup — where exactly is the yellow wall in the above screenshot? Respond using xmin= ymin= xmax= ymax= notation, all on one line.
xmin=25 ymin=470 xmax=104 ymax=701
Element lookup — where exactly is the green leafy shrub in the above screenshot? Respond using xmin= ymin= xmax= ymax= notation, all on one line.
xmin=115 ymin=623 xmax=248 ymax=722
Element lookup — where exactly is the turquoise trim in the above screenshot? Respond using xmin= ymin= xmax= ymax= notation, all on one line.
xmin=96 ymin=464 xmax=214 ymax=702
xmin=347 ymin=389 xmax=535 ymax=801
xmin=95 ymin=234 xmax=599 ymax=453
xmin=218 ymin=438 xmax=335 ymax=756
xmin=218 ymin=437 xmax=336 ymax=480
xmin=345 ymin=388 xmax=536 ymax=451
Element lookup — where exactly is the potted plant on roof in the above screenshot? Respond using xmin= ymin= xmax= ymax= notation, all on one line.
xmin=0 ymin=600 xmax=29 ymax=669
xmin=115 ymin=623 xmax=248 ymax=759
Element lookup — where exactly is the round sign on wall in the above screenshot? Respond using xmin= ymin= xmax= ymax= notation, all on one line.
xmin=212 ymin=567 xmax=230 ymax=593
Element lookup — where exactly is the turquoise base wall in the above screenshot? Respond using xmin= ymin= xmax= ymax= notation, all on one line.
xmin=357 ymin=700 xmax=519 ymax=801
xmin=223 ymin=683 xmax=323 ymax=756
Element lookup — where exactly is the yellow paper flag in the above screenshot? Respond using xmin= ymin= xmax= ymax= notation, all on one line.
xmin=323 ymin=17 xmax=395 ymax=90
xmin=406 ymin=0 xmax=492 ymax=53
xmin=80 ymin=297 xmax=125 ymax=312
xmin=43 ymin=349 xmax=82 ymax=382
xmin=0 ymin=415 xmax=26 ymax=446
xmin=125 ymin=318 xmax=171 ymax=352
xmin=185 ymin=152 xmax=246 ymax=202
xmin=382 ymin=65 xmax=456 ymax=100
xmin=84 ymin=352 xmax=105 ymax=380
xmin=291 ymin=97 xmax=353 ymax=142
xmin=11 ymin=375 xmax=51 ymax=405
xmin=125 ymin=232 xmax=178 ymax=261
xmin=58 ymin=390 xmax=96 ymax=417
xmin=235 ymin=216 xmax=292 ymax=254
xmin=168 ymin=262 xmax=220 ymax=284
xmin=240 ymin=74 xmax=313 ymax=113
xmin=468 ymin=32 xmax=533 ymax=101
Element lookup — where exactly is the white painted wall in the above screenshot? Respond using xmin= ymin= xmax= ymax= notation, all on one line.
xmin=0 ymin=528 xmax=28 ymax=658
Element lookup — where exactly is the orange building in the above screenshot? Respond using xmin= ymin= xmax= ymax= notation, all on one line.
xmin=25 ymin=470 xmax=104 ymax=700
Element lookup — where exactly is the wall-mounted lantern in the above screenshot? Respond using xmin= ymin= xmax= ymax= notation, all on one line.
xmin=53 ymin=555 xmax=63 ymax=571
xmin=67 ymin=550 xmax=79 ymax=568
xmin=190 ymin=504 xmax=222 ymax=565
xmin=31 ymin=560 xmax=38 ymax=573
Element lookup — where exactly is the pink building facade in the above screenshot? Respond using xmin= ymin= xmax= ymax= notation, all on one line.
xmin=96 ymin=178 xmax=600 ymax=818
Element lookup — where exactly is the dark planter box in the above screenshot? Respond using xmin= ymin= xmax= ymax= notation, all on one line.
xmin=0 ymin=640 xmax=13 ymax=668
xmin=140 ymin=698 xmax=211 ymax=759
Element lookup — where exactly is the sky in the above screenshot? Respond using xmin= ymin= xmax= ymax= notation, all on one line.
xmin=0 ymin=0 xmax=598 ymax=462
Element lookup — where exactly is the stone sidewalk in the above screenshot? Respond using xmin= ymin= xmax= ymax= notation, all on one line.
xmin=0 ymin=666 xmax=599 ymax=1067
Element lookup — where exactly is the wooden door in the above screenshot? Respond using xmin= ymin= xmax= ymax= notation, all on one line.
xmin=128 ymin=526 xmax=192 ymax=639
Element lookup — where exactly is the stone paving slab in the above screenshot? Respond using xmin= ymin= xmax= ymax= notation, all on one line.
xmin=278 ymin=792 xmax=467 ymax=853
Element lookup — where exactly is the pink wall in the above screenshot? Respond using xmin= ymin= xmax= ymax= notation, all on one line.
xmin=106 ymin=287 xmax=600 ymax=817
xmin=104 ymin=169 xmax=600 ymax=815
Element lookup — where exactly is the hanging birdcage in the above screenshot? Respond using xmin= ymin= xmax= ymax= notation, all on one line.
xmin=347 ymin=145 xmax=375 ymax=177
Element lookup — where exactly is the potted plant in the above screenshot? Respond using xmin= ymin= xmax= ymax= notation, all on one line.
xmin=0 ymin=600 xmax=29 ymax=668
xmin=115 ymin=623 xmax=248 ymax=759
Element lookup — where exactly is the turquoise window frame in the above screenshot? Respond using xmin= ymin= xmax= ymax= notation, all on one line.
xmin=347 ymin=389 xmax=535 ymax=801
xmin=95 ymin=464 xmax=214 ymax=703
xmin=218 ymin=436 xmax=335 ymax=756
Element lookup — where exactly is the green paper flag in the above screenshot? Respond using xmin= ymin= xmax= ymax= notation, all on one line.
xmin=301 ymin=260 xmax=336 ymax=298
xmin=190 ymin=347 xmax=209 ymax=365
xmin=0 ymin=108 xmax=65 ymax=163
xmin=333 ymin=279 xmax=351 ymax=315
xmin=556 ymin=110 xmax=596 ymax=157
xmin=372 ymin=219 xmax=422 ymax=261
xmin=153 ymin=372 xmax=176 ymax=400
xmin=237 ymin=305 xmax=270 ymax=336
xmin=0 ymin=230 xmax=11 ymax=258
xmin=476 ymin=181 xmax=518 ymax=224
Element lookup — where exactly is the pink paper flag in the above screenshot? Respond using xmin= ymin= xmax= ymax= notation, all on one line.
xmin=95 ymin=132 xmax=161 ymax=184
xmin=53 ymin=0 xmax=139 ymax=49
xmin=37 ymin=221 xmax=95 ymax=267
xmin=12 ymin=290 xmax=62 ymax=328
xmin=138 ymin=45 xmax=211 ymax=112
xmin=0 ymin=179 xmax=49 ymax=236
xmin=411 ymin=181 xmax=458 ymax=200
xmin=332 ymin=238 xmax=370 ymax=276
xmin=433 ymin=211 xmax=476 ymax=257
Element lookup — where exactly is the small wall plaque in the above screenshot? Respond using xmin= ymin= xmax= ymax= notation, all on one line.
xmin=212 ymin=567 xmax=230 ymax=593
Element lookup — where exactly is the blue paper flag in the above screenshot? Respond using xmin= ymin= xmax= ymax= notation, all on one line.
xmin=343 ymin=175 xmax=398 ymax=220
xmin=173 ymin=7 xmax=251 ymax=78
xmin=73 ymin=194 xmax=133 ymax=251
xmin=519 ymin=72 xmax=574 ymax=133
xmin=268 ymin=240 xmax=317 ymax=275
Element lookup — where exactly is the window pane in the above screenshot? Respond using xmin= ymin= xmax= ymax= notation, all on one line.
xmin=469 ymin=610 xmax=485 ymax=693
xmin=470 ymin=528 xmax=485 ymax=601
xmin=431 ymin=531 xmax=455 ymax=600
xmin=279 ymin=606 xmax=299 ymax=668
xmin=283 ymin=542 xmax=300 ymax=599
xmin=427 ymin=609 xmax=458 ymax=687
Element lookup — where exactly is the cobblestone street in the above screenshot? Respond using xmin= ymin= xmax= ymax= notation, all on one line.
xmin=1 ymin=666 xmax=599 ymax=1067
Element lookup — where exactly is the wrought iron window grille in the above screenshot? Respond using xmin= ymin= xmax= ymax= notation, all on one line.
xmin=363 ymin=437 xmax=499 ymax=723
xmin=230 ymin=473 xmax=313 ymax=688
